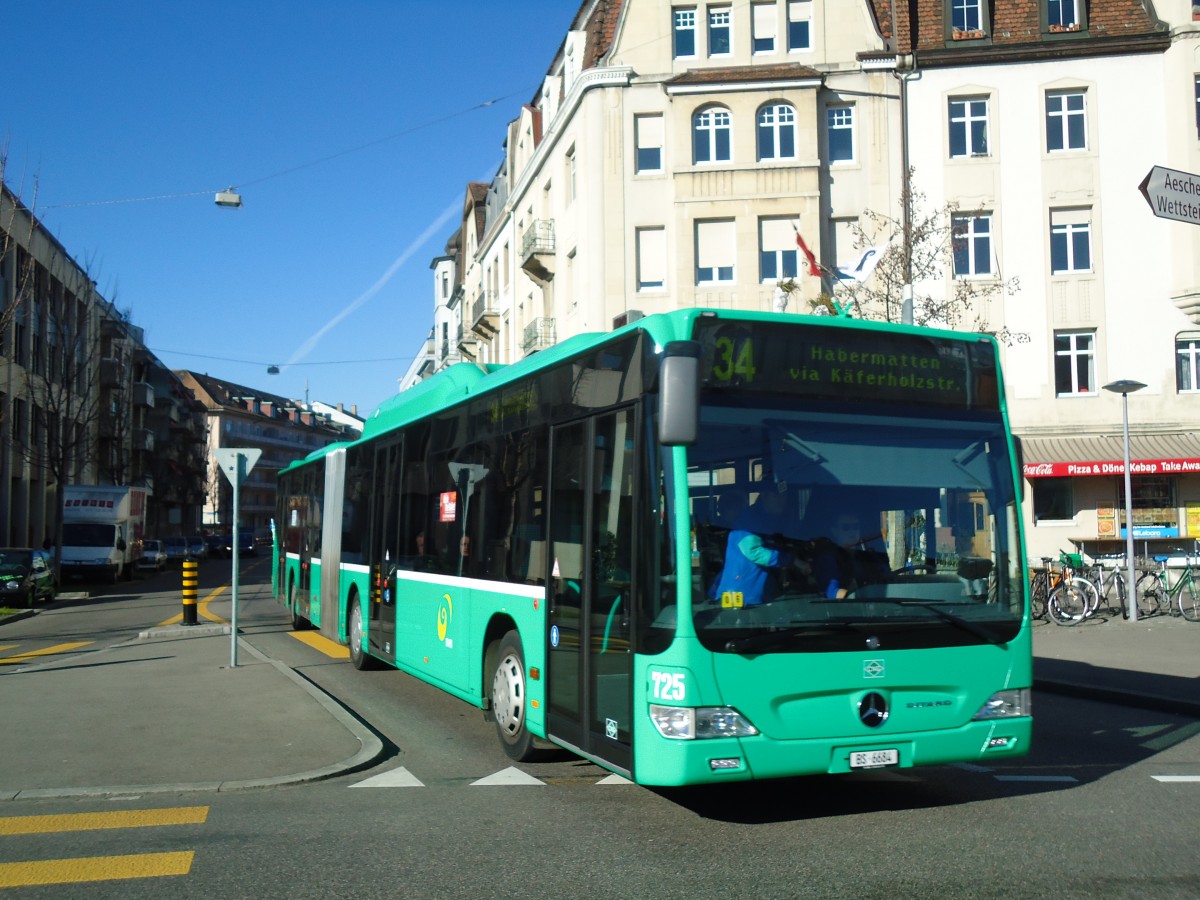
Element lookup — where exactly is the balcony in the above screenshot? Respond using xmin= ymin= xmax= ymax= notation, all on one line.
xmin=457 ymin=323 xmax=479 ymax=360
xmin=520 ymin=220 xmax=555 ymax=283
xmin=471 ymin=290 xmax=500 ymax=338
xmin=133 ymin=428 xmax=154 ymax=452
xmin=522 ymin=317 xmax=556 ymax=354
xmin=132 ymin=381 xmax=155 ymax=408
xmin=99 ymin=357 xmax=125 ymax=387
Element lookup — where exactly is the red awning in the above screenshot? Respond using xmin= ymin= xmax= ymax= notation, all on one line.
xmin=1020 ymin=434 xmax=1200 ymax=478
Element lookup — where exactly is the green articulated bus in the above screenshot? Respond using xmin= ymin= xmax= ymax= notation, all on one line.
xmin=274 ymin=308 xmax=1031 ymax=786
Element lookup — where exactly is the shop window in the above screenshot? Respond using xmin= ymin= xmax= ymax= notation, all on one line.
xmin=1032 ymin=477 xmax=1072 ymax=522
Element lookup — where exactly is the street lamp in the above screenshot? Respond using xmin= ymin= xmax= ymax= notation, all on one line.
xmin=1103 ymin=379 xmax=1146 ymax=622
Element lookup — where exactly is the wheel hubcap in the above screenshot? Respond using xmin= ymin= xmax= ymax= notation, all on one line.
xmin=493 ymin=653 xmax=524 ymax=736
xmin=350 ymin=607 xmax=362 ymax=653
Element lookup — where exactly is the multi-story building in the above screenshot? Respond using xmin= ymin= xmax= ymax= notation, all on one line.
xmin=0 ymin=184 xmax=207 ymax=549
xmin=408 ymin=0 xmax=1200 ymax=564
xmin=178 ymin=371 xmax=360 ymax=535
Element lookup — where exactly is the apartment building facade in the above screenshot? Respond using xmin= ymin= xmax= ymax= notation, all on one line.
xmin=408 ymin=0 xmax=1200 ymax=562
xmin=0 ymin=184 xmax=208 ymax=548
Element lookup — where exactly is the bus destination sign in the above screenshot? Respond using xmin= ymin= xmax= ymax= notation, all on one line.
xmin=694 ymin=319 xmax=998 ymax=409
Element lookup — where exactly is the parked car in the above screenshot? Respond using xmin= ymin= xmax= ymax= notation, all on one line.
xmin=254 ymin=527 xmax=273 ymax=548
xmin=137 ymin=539 xmax=168 ymax=572
xmin=237 ymin=529 xmax=257 ymax=556
xmin=0 ymin=548 xmax=58 ymax=607
xmin=162 ymin=536 xmax=189 ymax=564
xmin=205 ymin=534 xmax=226 ymax=559
xmin=186 ymin=535 xmax=208 ymax=560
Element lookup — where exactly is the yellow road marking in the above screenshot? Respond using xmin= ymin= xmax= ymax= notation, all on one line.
xmin=289 ymin=631 xmax=350 ymax=658
xmin=0 ymin=852 xmax=194 ymax=887
xmin=0 ymin=806 xmax=209 ymax=836
xmin=0 ymin=645 xmax=15 ymax=652
xmin=156 ymin=584 xmax=228 ymax=627
xmin=0 ymin=641 xmax=92 ymax=666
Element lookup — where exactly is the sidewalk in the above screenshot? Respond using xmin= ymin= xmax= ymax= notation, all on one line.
xmin=0 ymin=622 xmax=383 ymax=801
xmin=1032 ymin=612 xmax=1200 ymax=718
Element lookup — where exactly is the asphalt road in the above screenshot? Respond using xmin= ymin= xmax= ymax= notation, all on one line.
xmin=1 ymin=562 xmax=1197 ymax=898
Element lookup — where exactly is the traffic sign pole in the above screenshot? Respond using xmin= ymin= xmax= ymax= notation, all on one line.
xmin=215 ymin=448 xmax=261 ymax=669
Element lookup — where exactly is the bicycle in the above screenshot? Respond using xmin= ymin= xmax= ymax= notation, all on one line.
xmin=1076 ymin=554 xmax=1137 ymax=620
xmin=1137 ymin=555 xmax=1200 ymax=622
xmin=1045 ymin=551 xmax=1100 ymax=626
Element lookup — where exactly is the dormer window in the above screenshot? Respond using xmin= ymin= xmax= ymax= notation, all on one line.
xmin=949 ymin=0 xmax=987 ymax=40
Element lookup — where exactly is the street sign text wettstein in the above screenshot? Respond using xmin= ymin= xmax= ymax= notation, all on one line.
xmin=1139 ymin=165 xmax=1200 ymax=226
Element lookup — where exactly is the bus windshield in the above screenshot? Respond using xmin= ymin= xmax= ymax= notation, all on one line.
xmin=687 ymin=399 xmax=1023 ymax=653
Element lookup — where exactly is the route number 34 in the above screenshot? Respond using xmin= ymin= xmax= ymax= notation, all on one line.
xmin=651 ymin=671 xmax=686 ymax=701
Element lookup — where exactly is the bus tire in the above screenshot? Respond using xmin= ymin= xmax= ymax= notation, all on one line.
xmin=288 ymin=576 xmax=310 ymax=630
xmin=348 ymin=599 xmax=378 ymax=670
xmin=492 ymin=630 xmax=539 ymax=762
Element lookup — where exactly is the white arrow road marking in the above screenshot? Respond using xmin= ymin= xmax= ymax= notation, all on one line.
xmin=596 ymin=773 xmax=634 ymax=785
xmin=1152 ymin=775 xmax=1200 ymax=783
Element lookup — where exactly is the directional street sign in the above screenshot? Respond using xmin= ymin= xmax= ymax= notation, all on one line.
xmin=1139 ymin=165 xmax=1200 ymax=226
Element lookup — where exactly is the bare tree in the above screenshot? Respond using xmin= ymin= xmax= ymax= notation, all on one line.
xmin=784 ymin=172 xmax=1028 ymax=346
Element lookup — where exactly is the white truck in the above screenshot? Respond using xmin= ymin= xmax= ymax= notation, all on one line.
xmin=61 ymin=485 xmax=149 ymax=583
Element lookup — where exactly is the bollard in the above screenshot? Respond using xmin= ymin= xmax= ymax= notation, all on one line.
xmin=182 ymin=558 xmax=198 ymax=626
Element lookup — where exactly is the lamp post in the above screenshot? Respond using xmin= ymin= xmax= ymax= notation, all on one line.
xmin=1102 ymin=379 xmax=1146 ymax=622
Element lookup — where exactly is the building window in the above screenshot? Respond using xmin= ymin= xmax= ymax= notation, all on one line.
xmin=695 ymin=219 xmax=736 ymax=284
xmin=708 ymin=6 xmax=731 ymax=55
xmin=752 ymin=2 xmax=777 ymax=53
xmin=1177 ymin=332 xmax=1200 ymax=392
xmin=1050 ymin=208 xmax=1092 ymax=274
xmin=1046 ymin=90 xmax=1087 ymax=151
xmin=1046 ymin=0 xmax=1082 ymax=31
xmin=693 ymin=106 xmax=732 ymax=163
xmin=949 ymin=97 xmax=989 ymax=157
xmin=636 ymin=227 xmax=667 ymax=291
xmin=757 ymin=103 xmax=796 ymax=160
xmin=635 ymin=114 xmax=664 ymax=173
xmin=673 ymin=7 xmax=697 ymax=58
xmin=1032 ymin=477 xmax=1073 ymax=522
xmin=827 ymin=105 xmax=854 ymax=164
xmin=951 ymin=0 xmax=983 ymax=32
xmin=759 ymin=217 xmax=799 ymax=282
xmin=787 ymin=0 xmax=812 ymax=51
xmin=566 ymin=146 xmax=576 ymax=203
xmin=1054 ymin=330 xmax=1096 ymax=396
xmin=951 ymin=213 xmax=993 ymax=278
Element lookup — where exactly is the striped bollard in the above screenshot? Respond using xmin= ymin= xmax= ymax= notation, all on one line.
xmin=182 ymin=558 xmax=198 ymax=626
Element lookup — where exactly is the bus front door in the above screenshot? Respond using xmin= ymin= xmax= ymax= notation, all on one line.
xmin=546 ymin=410 xmax=635 ymax=775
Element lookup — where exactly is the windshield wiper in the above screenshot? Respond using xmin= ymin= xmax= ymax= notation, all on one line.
xmin=725 ymin=622 xmax=858 ymax=654
xmin=853 ymin=599 xmax=1006 ymax=646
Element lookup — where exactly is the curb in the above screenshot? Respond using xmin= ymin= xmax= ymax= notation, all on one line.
xmin=1034 ymin=676 xmax=1200 ymax=720
xmin=2 ymin=636 xmax=386 ymax=801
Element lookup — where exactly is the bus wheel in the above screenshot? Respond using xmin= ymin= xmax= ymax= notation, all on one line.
xmin=492 ymin=630 xmax=538 ymax=761
xmin=348 ymin=600 xmax=377 ymax=670
xmin=288 ymin=578 xmax=310 ymax=630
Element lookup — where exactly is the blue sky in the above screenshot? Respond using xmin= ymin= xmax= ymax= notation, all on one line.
xmin=3 ymin=1 xmax=578 ymax=418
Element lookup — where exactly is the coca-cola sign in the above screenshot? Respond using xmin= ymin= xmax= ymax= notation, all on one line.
xmin=1023 ymin=458 xmax=1200 ymax=478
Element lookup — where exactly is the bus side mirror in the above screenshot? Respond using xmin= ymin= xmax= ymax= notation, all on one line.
xmin=659 ymin=340 xmax=700 ymax=447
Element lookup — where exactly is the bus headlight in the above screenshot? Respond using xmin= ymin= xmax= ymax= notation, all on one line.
xmin=649 ymin=704 xmax=759 ymax=740
xmin=972 ymin=689 xmax=1031 ymax=720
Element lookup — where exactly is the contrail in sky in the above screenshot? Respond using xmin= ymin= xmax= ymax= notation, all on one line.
xmin=283 ymin=197 xmax=461 ymax=367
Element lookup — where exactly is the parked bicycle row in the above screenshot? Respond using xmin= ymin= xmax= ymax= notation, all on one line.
xmin=1029 ymin=550 xmax=1200 ymax=625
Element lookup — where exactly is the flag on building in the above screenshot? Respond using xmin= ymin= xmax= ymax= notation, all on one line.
xmin=835 ymin=242 xmax=891 ymax=282
xmin=794 ymin=229 xmax=820 ymax=277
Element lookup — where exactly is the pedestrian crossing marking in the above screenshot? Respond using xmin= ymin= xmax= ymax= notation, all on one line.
xmin=994 ymin=775 xmax=1078 ymax=783
xmin=471 ymin=767 xmax=546 ymax=786
xmin=1152 ymin=775 xmax=1200 ymax=782
xmin=0 ymin=852 xmax=194 ymax=887
xmin=350 ymin=766 xmax=424 ymax=788
xmin=289 ymin=631 xmax=350 ymax=659
xmin=0 ymin=806 xmax=209 ymax=836
xmin=0 ymin=641 xmax=92 ymax=666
